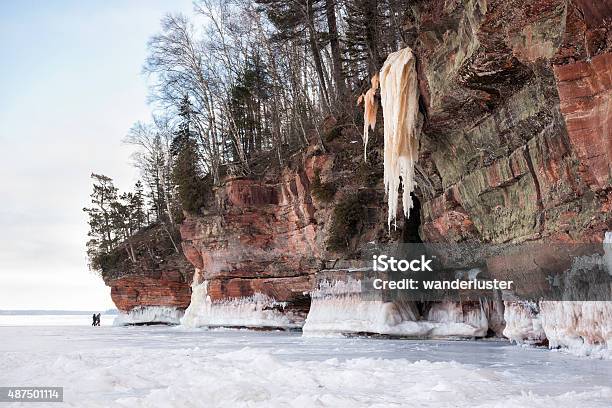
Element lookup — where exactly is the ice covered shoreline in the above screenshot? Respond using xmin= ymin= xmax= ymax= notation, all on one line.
xmin=1 ymin=325 xmax=611 ymax=407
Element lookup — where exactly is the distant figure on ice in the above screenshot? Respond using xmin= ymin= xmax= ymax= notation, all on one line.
xmin=92 ymin=313 xmax=96 ymax=326
xmin=92 ymin=313 xmax=101 ymax=326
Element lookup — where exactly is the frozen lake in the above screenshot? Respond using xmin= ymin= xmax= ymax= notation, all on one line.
xmin=0 ymin=322 xmax=611 ymax=407
xmin=0 ymin=314 xmax=115 ymax=327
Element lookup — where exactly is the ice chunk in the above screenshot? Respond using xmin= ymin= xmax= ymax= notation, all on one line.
xmin=503 ymin=301 xmax=546 ymax=345
xmin=604 ymin=231 xmax=612 ymax=276
xmin=114 ymin=306 xmax=183 ymax=326
xmin=303 ymin=279 xmax=489 ymax=338
xmin=357 ymin=73 xmax=379 ymax=160
xmin=539 ymin=301 xmax=611 ymax=358
xmin=181 ymin=281 xmax=302 ymax=329
xmin=503 ymin=300 xmax=611 ymax=358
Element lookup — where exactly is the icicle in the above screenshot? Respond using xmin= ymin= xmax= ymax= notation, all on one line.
xmin=379 ymin=47 xmax=420 ymax=229
xmin=604 ymin=231 xmax=612 ymax=276
xmin=357 ymin=74 xmax=379 ymax=160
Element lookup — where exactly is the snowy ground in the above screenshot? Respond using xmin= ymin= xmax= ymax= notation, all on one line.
xmin=1 ymin=324 xmax=611 ymax=407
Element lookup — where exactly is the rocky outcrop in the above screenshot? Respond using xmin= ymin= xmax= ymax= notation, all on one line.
xmin=101 ymin=224 xmax=193 ymax=322
xmin=179 ymin=148 xmax=394 ymax=328
xmin=109 ymin=274 xmax=191 ymax=312
xmin=175 ymin=1 xmax=611 ymax=342
xmin=179 ymin=166 xmax=319 ymax=327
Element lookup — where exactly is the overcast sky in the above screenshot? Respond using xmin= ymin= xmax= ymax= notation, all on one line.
xmin=0 ymin=0 xmax=192 ymax=310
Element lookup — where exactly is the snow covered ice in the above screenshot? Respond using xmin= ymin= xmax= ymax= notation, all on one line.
xmin=2 ymin=324 xmax=612 ymax=407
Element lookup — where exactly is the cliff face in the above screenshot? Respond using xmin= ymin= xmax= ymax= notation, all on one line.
xmin=409 ymin=0 xmax=611 ymax=352
xmin=176 ymin=0 xmax=610 ymax=347
xmin=416 ymin=0 xmax=611 ymax=246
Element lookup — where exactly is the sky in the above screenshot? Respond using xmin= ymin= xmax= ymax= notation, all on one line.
xmin=0 ymin=0 xmax=193 ymax=310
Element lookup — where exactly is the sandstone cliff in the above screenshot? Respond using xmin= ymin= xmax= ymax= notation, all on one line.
xmin=409 ymin=0 xmax=611 ymax=353
xmin=416 ymin=0 xmax=611 ymax=245
xmin=104 ymin=0 xmax=611 ymax=353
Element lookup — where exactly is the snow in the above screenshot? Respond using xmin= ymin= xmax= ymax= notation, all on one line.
xmin=1 ymin=325 xmax=612 ymax=407
xmin=181 ymin=281 xmax=303 ymax=329
xmin=303 ymin=279 xmax=490 ymax=338
xmin=114 ymin=306 xmax=184 ymax=326
xmin=380 ymin=47 xmax=420 ymax=229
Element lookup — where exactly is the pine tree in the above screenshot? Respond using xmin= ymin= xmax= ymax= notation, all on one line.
xmin=228 ymin=55 xmax=271 ymax=159
xmin=111 ymin=192 xmax=138 ymax=262
xmin=83 ymin=173 xmax=118 ymax=253
xmin=171 ymin=97 xmax=207 ymax=214
xmin=256 ymin=0 xmax=331 ymax=109
xmin=83 ymin=173 xmax=120 ymax=271
xmin=133 ymin=181 xmax=146 ymax=228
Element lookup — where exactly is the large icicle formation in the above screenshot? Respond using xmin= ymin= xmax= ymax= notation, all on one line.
xmin=181 ymin=281 xmax=303 ymax=329
xmin=357 ymin=73 xmax=379 ymax=160
xmin=380 ymin=47 xmax=420 ymax=228
xmin=113 ymin=306 xmax=184 ymax=326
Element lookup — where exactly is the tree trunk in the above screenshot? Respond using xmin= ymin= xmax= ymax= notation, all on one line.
xmin=161 ymin=222 xmax=180 ymax=254
xmin=305 ymin=0 xmax=331 ymax=111
xmin=325 ymin=0 xmax=347 ymax=102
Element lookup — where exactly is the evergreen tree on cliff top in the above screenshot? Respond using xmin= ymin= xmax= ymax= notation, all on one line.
xmin=83 ymin=174 xmax=118 ymax=253
xmin=83 ymin=174 xmax=120 ymax=271
xmin=84 ymin=175 xmax=151 ymax=272
xmin=171 ymin=96 xmax=207 ymax=214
